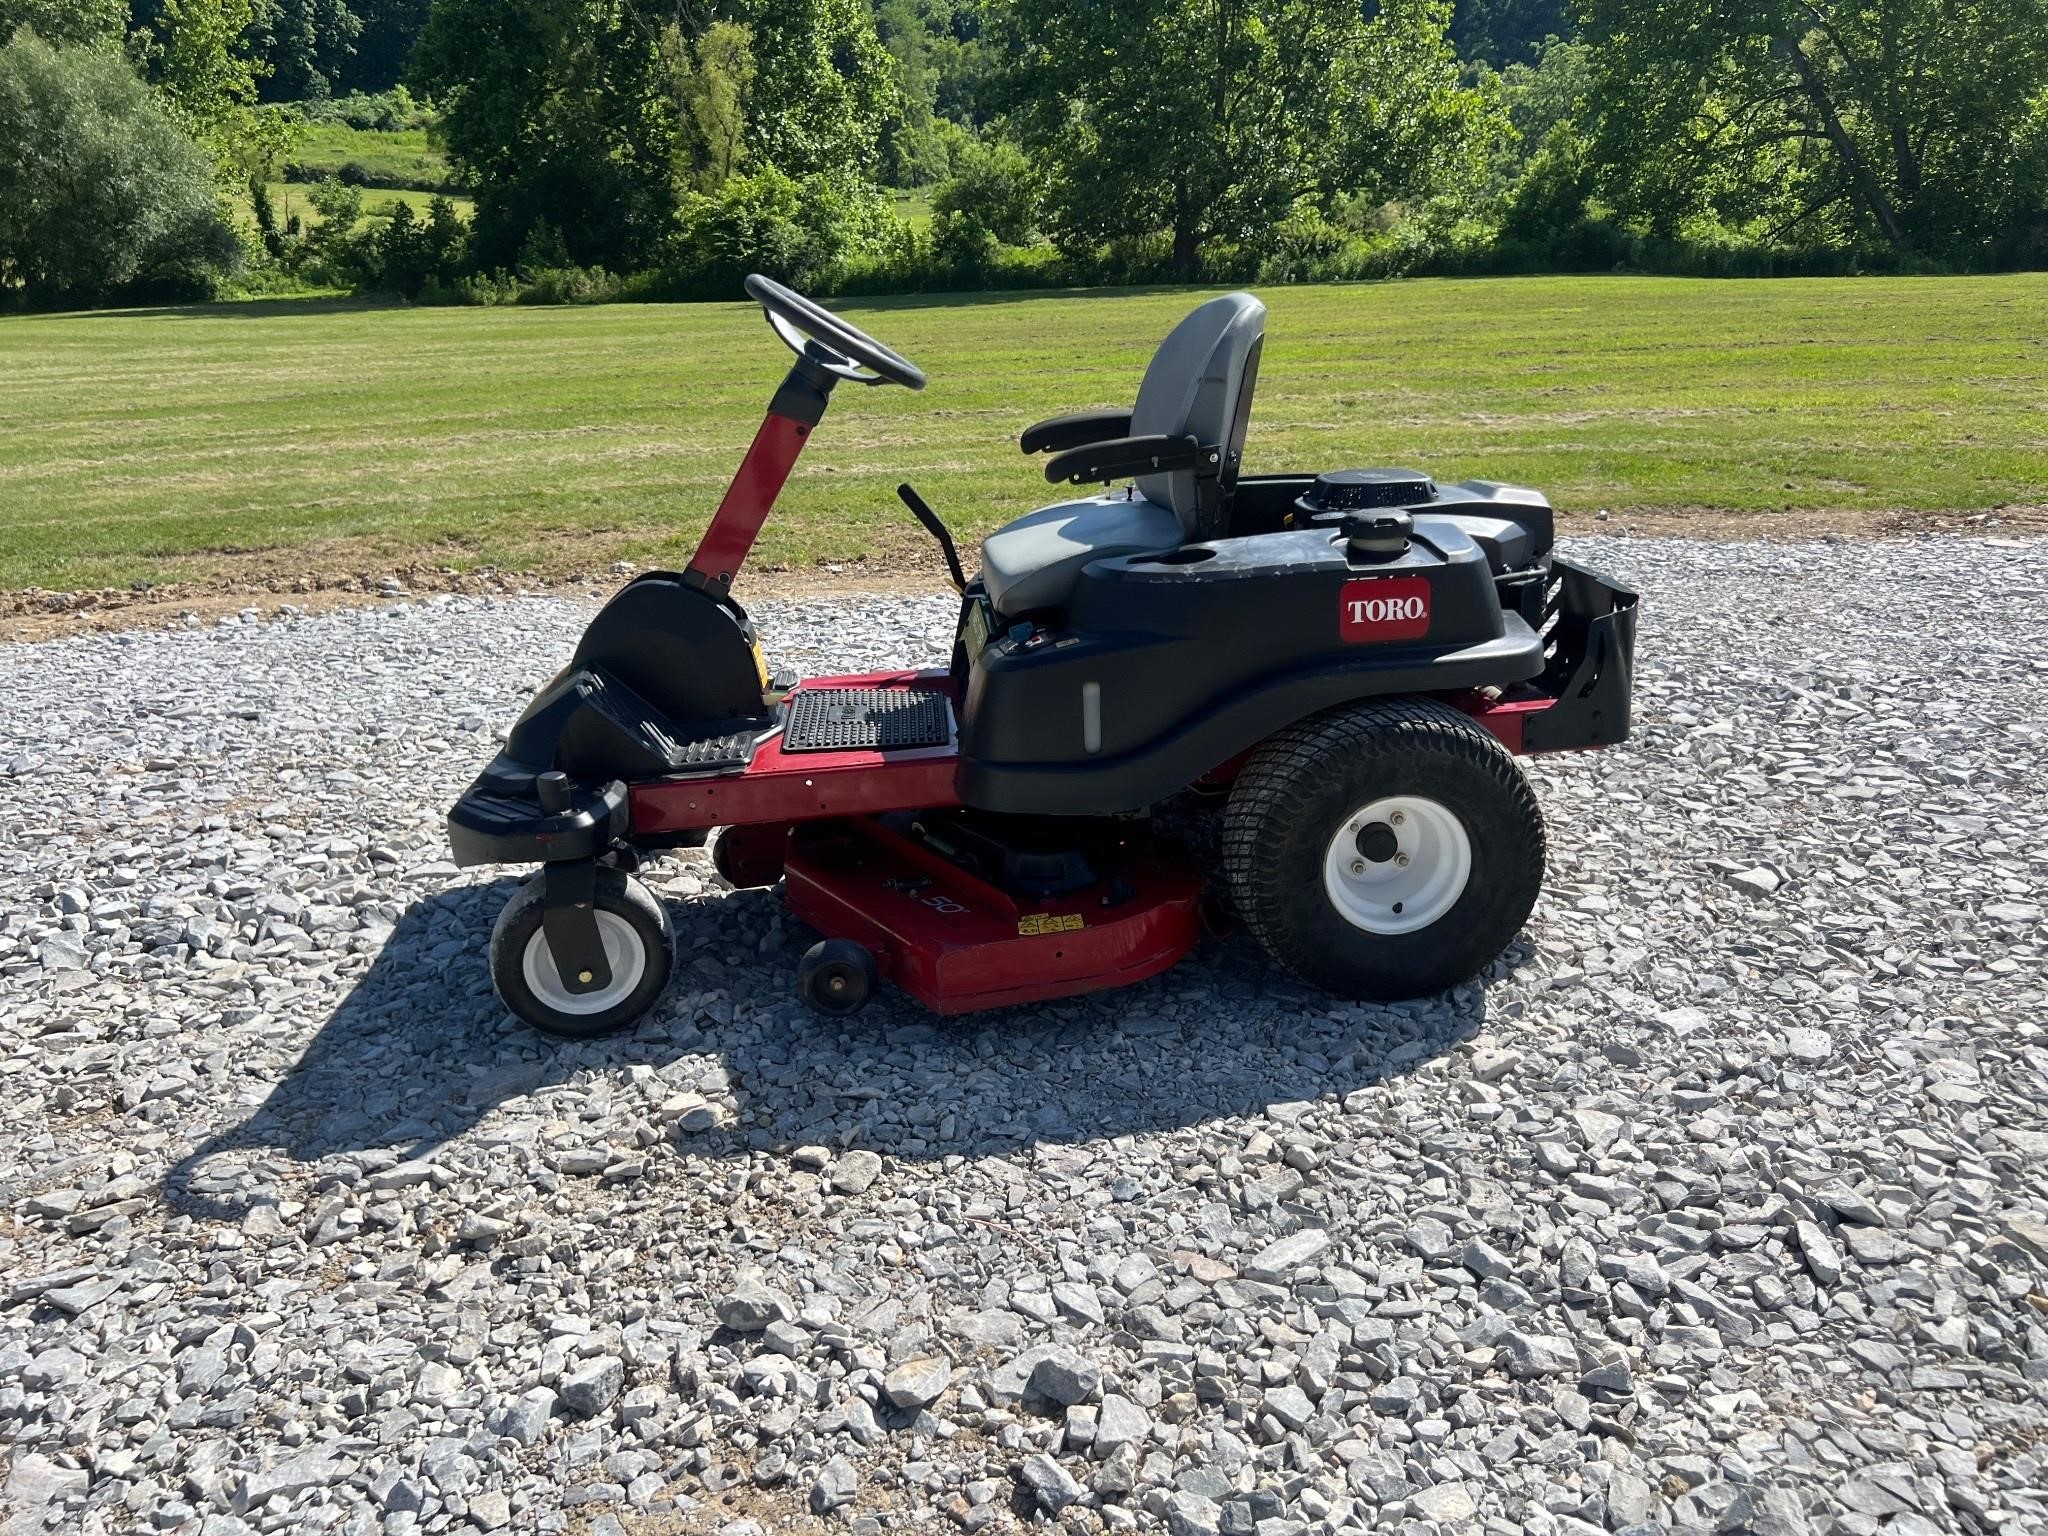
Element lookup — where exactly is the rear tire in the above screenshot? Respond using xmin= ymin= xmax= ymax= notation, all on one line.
xmin=490 ymin=868 xmax=674 ymax=1038
xmin=1223 ymin=697 xmax=1544 ymax=1000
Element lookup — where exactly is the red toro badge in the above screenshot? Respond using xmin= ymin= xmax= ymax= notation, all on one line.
xmin=1339 ymin=576 xmax=1432 ymax=642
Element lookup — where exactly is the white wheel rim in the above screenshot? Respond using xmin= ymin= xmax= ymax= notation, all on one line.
xmin=521 ymin=911 xmax=648 ymax=1015
xmin=1322 ymin=795 xmax=1472 ymax=936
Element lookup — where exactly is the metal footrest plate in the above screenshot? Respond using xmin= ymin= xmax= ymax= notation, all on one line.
xmin=784 ymin=687 xmax=952 ymax=753
xmin=653 ymin=721 xmax=765 ymax=774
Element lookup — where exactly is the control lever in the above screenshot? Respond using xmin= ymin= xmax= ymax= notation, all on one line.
xmin=897 ymin=483 xmax=967 ymax=592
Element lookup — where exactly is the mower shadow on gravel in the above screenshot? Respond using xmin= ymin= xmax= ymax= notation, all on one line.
xmin=165 ymin=880 xmax=1522 ymax=1220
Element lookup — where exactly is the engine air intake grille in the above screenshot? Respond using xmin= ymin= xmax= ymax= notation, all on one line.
xmin=784 ymin=687 xmax=953 ymax=753
xmin=1296 ymin=468 xmax=1437 ymax=515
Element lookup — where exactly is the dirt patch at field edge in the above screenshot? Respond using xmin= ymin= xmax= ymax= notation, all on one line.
xmin=3 ymin=504 xmax=2040 ymax=644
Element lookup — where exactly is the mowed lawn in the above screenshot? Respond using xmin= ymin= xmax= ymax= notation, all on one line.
xmin=1 ymin=274 xmax=2044 ymax=591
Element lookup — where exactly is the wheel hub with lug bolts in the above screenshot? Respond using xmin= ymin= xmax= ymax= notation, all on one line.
xmin=1355 ymin=822 xmax=1399 ymax=864
xmin=1321 ymin=794 xmax=1474 ymax=937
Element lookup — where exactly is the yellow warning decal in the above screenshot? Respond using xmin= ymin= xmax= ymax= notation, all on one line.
xmin=1018 ymin=913 xmax=1085 ymax=936
xmin=750 ymin=638 xmax=771 ymax=689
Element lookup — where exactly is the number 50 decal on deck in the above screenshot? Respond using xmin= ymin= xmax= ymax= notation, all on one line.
xmin=1339 ymin=576 xmax=1433 ymax=643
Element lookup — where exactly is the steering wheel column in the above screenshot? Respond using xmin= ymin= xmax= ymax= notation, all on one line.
xmin=684 ymin=276 xmax=927 ymax=598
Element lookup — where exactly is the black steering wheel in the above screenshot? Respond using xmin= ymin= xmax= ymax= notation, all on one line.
xmin=745 ymin=273 xmax=927 ymax=391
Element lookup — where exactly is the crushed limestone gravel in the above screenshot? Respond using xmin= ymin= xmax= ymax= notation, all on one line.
xmin=1 ymin=534 xmax=2045 ymax=1536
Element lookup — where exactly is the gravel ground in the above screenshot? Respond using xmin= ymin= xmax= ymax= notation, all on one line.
xmin=2 ymin=535 xmax=2045 ymax=1536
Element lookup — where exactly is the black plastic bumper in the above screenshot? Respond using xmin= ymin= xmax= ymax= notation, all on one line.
xmin=1521 ymin=556 xmax=1638 ymax=753
xmin=447 ymin=757 xmax=631 ymax=867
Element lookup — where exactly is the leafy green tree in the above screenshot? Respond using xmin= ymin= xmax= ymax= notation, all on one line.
xmin=338 ymin=0 xmax=430 ymax=93
xmin=1498 ymin=35 xmax=1588 ymax=149
xmin=1580 ymin=0 xmax=2048 ymax=253
xmin=0 ymin=0 xmax=126 ymax=50
xmin=926 ymin=0 xmax=996 ymax=125
xmin=872 ymin=0 xmax=979 ymax=184
xmin=1002 ymin=0 xmax=1499 ymax=274
xmin=377 ymin=197 xmax=430 ymax=291
xmin=139 ymin=0 xmax=265 ymax=134
xmin=422 ymin=192 xmax=468 ymax=274
xmin=1497 ymin=122 xmax=1595 ymax=244
xmin=675 ymin=18 xmax=756 ymax=189
xmin=415 ymin=0 xmax=897 ymax=270
xmin=930 ymin=134 xmax=1038 ymax=260
xmin=133 ymin=0 xmax=300 ymax=181
xmin=734 ymin=0 xmax=896 ymax=177
xmin=1474 ymin=37 xmax=1592 ymax=232
xmin=253 ymin=0 xmax=363 ymax=100
xmin=0 ymin=31 xmax=239 ymax=304
xmin=412 ymin=0 xmax=685 ymax=270
xmin=1449 ymin=0 xmax=1572 ymax=66
xmin=307 ymin=172 xmax=363 ymax=229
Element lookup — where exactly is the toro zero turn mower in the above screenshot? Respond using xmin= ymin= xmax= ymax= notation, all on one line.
xmin=447 ymin=277 xmax=1637 ymax=1034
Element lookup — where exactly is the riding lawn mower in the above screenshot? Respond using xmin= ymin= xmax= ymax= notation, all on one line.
xmin=447 ymin=277 xmax=1638 ymax=1034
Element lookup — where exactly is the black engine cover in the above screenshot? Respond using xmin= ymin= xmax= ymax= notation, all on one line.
xmin=955 ymin=516 xmax=1545 ymax=816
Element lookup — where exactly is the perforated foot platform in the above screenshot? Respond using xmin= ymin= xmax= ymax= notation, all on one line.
xmin=784 ymin=687 xmax=953 ymax=753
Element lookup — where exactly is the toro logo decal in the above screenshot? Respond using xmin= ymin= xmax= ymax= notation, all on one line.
xmin=1340 ymin=576 xmax=1432 ymax=642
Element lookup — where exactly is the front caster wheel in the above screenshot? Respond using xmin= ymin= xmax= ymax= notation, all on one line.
xmin=797 ymin=939 xmax=878 ymax=1016
xmin=490 ymin=868 xmax=674 ymax=1038
xmin=1223 ymin=696 xmax=1545 ymax=1000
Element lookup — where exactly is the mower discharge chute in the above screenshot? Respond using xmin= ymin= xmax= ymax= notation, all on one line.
xmin=448 ymin=276 xmax=1637 ymax=1033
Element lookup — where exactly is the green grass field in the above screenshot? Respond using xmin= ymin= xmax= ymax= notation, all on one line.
xmin=891 ymin=190 xmax=935 ymax=232
xmin=1 ymin=274 xmax=2043 ymax=592
xmin=288 ymin=122 xmax=454 ymax=190
xmin=263 ymin=182 xmax=475 ymax=228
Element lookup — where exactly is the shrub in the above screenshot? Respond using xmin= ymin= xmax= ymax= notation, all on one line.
xmin=667 ymin=167 xmax=893 ymax=299
xmin=0 ymin=31 xmax=239 ymax=307
xmin=249 ymin=176 xmax=288 ymax=261
xmin=422 ymin=269 xmax=523 ymax=306
xmin=517 ymin=265 xmax=620 ymax=305
xmin=1498 ymin=124 xmax=1596 ymax=248
xmin=930 ymin=138 xmax=1043 ymax=268
xmin=306 ymin=175 xmax=363 ymax=231
xmin=294 ymin=87 xmax=433 ymax=132
xmin=1254 ymin=204 xmax=1347 ymax=284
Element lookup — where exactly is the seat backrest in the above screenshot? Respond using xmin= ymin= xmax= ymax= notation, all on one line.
xmin=1130 ymin=292 xmax=1266 ymax=538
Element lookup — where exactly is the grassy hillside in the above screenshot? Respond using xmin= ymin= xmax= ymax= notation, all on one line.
xmin=262 ymin=182 xmax=475 ymax=229
xmin=1 ymin=274 xmax=2043 ymax=592
xmin=288 ymin=122 xmax=455 ymax=190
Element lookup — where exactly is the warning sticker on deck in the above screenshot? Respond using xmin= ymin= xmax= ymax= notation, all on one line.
xmin=1018 ymin=913 xmax=1085 ymax=936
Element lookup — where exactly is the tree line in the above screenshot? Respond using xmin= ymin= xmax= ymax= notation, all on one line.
xmin=3 ymin=0 xmax=2047 ymax=310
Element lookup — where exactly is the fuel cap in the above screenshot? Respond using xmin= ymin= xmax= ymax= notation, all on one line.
xmin=1341 ymin=510 xmax=1413 ymax=562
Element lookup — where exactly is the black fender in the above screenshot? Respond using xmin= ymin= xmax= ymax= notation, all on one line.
xmin=957 ymin=624 xmax=1544 ymax=816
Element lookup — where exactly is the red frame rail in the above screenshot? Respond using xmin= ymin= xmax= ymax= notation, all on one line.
xmin=630 ymin=675 xmax=1580 ymax=840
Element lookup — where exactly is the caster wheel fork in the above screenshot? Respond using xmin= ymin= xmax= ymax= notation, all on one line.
xmin=490 ymin=864 xmax=674 ymax=1038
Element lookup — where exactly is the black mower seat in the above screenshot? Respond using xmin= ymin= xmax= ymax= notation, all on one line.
xmin=980 ymin=493 xmax=1184 ymax=617
xmin=984 ymin=291 xmax=1267 ymax=618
